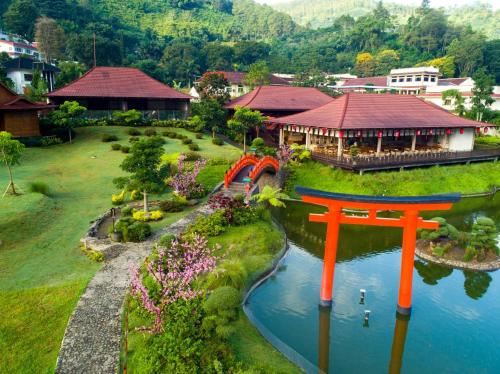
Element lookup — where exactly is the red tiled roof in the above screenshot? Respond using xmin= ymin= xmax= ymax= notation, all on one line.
xmin=267 ymin=93 xmax=484 ymax=129
xmin=225 ymin=86 xmax=334 ymax=111
xmin=47 ymin=67 xmax=192 ymax=99
xmin=205 ymin=71 xmax=290 ymax=86
xmin=0 ymin=83 xmax=53 ymax=110
xmin=340 ymin=76 xmax=388 ymax=87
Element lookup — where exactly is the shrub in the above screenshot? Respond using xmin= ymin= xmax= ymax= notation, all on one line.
xmin=231 ymin=207 xmax=259 ymax=226
xmin=121 ymin=205 xmax=133 ymax=217
xmin=28 ymin=181 xmax=49 ymax=196
xmin=102 ymin=134 xmax=119 ymax=142
xmin=40 ymin=136 xmax=62 ymax=146
xmin=202 ymin=286 xmax=241 ymax=338
xmin=112 ymin=110 xmax=143 ymax=126
xmin=251 ymin=137 xmax=264 ymax=147
xmin=195 ymin=133 xmax=203 ymax=139
xmin=127 ymin=221 xmax=152 ymax=242
xmin=463 ymin=246 xmax=477 ymax=262
xmin=212 ymin=138 xmax=224 ymax=146
xmin=159 ymin=199 xmax=185 ymax=213
xmin=133 ymin=209 xmax=164 ymax=222
xmin=469 ymin=217 xmax=499 ymax=255
xmin=183 ymin=151 xmax=201 ymax=161
xmin=128 ymin=128 xmax=142 ymax=136
xmin=158 ymin=234 xmax=175 ymax=248
xmin=166 ymin=132 xmax=177 ymax=138
xmin=130 ymin=189 xmax=143 ymax=201
xmin=129 ymin=136 xmax=140 ymax=142
xmin=432 ymin=243 xmax=451 ymax=257
xmin=182 ymin=138 xmax=193 ymax=145
xmin=144 ymin=128 xmax=157 ymax=137
xmin=206 ymin=260 xmax=248 ymax=290
xmin=187 ymin=210 xmax=228 ymax=237
xmin=112 ymin=190 xmax=125 ymax=205
xmin=419 ymin=217 xmax=459 ymax=241
xmin=349 ymin=146 xmax=360 ymax=157
xmin=188 ymin=143 xmax=200 ymax=151
xmin=121 ymin=146 xmax=130 ymax=153
xmin=111 ymin=143 xmax=122 ymax=151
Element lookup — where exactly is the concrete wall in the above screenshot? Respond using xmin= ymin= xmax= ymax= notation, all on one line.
xmin=448 ymin=128 xmax=474 ymax=152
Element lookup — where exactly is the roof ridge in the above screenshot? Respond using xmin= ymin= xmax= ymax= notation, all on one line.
xmin=46 ymin=66 xmax=97 ymax=96
xmin=242 ymin=86 xmax=262 ymax=108
xmin=338 ymin=93 xmax=350 ymax=129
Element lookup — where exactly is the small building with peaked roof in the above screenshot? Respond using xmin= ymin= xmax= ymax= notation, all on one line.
xmin=225 ymin=86 xmax=334 ymax=118
xmin=3 ymin=57 xmax=60 ymax=94
xmin=0 ymin=82 xmax=54 ymax=137
xmin=47 ymin=67 xmax=192 ymax=119
xmin=267 ymin=93 xmax=487 ymax=156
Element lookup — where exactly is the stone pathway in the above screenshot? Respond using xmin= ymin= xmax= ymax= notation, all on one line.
xmin=55 ymin=203 xmax=214 ymax=374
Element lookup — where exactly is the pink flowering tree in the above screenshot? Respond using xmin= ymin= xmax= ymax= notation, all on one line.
xmin=169 ymin=154 xmax=206 ymax=198
xmin=130 ymin=234 xmax=217 ymax=333
xmin=277 ymin=144 xmax=294 ymax=167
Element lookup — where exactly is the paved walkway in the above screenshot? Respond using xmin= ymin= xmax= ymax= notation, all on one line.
xmin=55 ymin=203 xmax=214 ymax=374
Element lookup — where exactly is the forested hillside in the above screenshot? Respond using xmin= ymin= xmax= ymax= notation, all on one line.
xmin=273 ymin=0 xmax=500 ymax=40
xmin=0 ymin=0 xmax=498 ymax=87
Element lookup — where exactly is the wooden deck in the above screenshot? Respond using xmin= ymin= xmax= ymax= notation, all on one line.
xmin=312 ymin=149 xmax=500 ymax=174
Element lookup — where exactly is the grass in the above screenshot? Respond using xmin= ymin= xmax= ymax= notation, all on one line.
xmin=287 ymin=160 xmax=500 ymax=198
xmin=0 ymin=126 xmax=241 ymax=373
xmin=125 ymin=218 xmax=300 ymax=373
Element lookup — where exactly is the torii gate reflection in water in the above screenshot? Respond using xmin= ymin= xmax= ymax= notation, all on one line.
xmin=296 ymin=186 xmax=461 ymax=314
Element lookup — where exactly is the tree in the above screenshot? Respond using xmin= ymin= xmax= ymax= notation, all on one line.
xmin=233 ymin=42 xmax=271 ymax=67
xmin=416 ymin=56 xmax=455 ymax=78
xmin=243 ymin=61 xmax=270 ymax=88
xmin=471 ymin=69 xmax=494 ymax=121
xmin=375 ymin=49 xmax=400 ymax=75
xmin=0 ymin=52 xmax=14 ymax=90
xmin=191 ymin=98 xmax=227 ymax=135
xmin=56 ymin=62 xmax=85 ymax=89
xmin=203 ymin=43 xmax=234 ymax=71
xmin=24 ymin=69 xmax=48 ymax=102
xmin=50 ymin=101 xmax=87 ymax=143
xmin=3 ymin=0 xmax=39 ymax=40
xmin=251 ymin=185 xmax=288 ymax=208
xmin=195 ymin=72 xmax=230 ymax=103
xmin=227 ymin=106 xmax=266 ymax=152
xmin=447 ymin=34 xmax=485 ymax=77
xmin=441 ymin=89 xmax=466 ymax=116
xmin=354 ymin=52 xmax=375 ymax=77
xmin=0 ymin=131 xmax=25 ymax=196
xmin=35 ymin=17 xmax=66 ymax=61
xmin=114 ymin=137 xmax=169 ymax=214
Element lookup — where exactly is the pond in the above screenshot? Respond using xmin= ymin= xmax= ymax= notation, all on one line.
xmin=245 ymin=194 xmax=500 ymax=373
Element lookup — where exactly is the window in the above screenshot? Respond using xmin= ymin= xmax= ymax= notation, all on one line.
xmin=25 ymin=49 xmax=32 ymax=54
xmin=430 ymin=76 xmax=436 ymax=82
xmin=391 ymin=78 xmax=397 ymax=83
xmin=423 ymin=75 xmax=429 ymax=82
xmin=398 ymin=77 xmax=404 ymax=82
xmin=33 ymin=52 xmax=39 ymax=58
xmin=415 ymin=76 xmax=422 ymax=82
xmin=14 ymin=47 xmax=22 ymax=53
xmin=444 ymin=99 xmax=452 ymax=106
xmin=406 ymin=76 xmax=412 ymax=82
xmin=24 ymin=74 xmax=33 ymax=82
xmin=238 ymin=85 xmax=244 ymax=93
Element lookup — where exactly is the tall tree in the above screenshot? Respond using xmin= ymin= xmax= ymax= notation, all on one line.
xmin=3 ymin=0 xmax=39 ymax=40
xmin=227 ymin=106 xmax=266 ymax=152
xmin=354 ymin=52 xmax=376 ymax=77
xmin=447 ymin=34 xmax=485 ymax=77
xmin=244 ymin=61 xmax=270 ymax=88
xmin=191 ymin=98 xmax=227 ymax=137
xmin=375 ymin=49 xmax=400 ymax=75
xmin=35 ymin=17 xmax=66 ymax=61
xmin=114 ymin=137 xmax=169 ymax=213
xmin=195 ymin=72 xmax=230 ymax=103
xmin=471 ymin=69 xmax=494 ymax=122
xmin=56 ymin=62 xmax=85 ymax=89
xmin=0 ymin=131 xmax=24 ymax=196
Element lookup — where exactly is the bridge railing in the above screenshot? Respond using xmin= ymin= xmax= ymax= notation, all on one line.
xmin=223 ymin=154 xmax=259 ymax=188
xmin=248 ymin=156 xmax=280 ymax=182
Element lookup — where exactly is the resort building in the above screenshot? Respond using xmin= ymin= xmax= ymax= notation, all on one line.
xmin=3 ymin=57 xmax=60 ymax=94
xmin=225 ymin=85 xmax=334 ymax=118
xmin=190 ymin=71 xmax=290 ymax=99
xmin=47 ymin=67 xmax=192 ymax=119
xmin=266 ymin=93 xmax=496 ymax=172
xmin=0 ymin=82 xmax=53 ymax=137
xmin=0 ymin=31 xmax=43 ymax=60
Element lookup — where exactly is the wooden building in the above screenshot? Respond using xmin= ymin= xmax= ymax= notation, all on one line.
xmin=47 ymin=67 xmax=192 ymax=119
xmin=0 ymin=82 xmax=52 ymax=137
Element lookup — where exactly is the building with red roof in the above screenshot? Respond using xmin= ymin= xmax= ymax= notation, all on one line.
xmin=47 ymin=67 xmax=191 ymax=119
xmin=225 ymin=86 xmax=334 ymax=117
xmin=268 ymin=93 xmax=489 ymax=161
xmin=0 ymin=82 xmax=54 ymax=137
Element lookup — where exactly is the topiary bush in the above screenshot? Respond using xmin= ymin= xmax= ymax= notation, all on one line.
xmin=102 ymin=134 xmax=119 ymax=142
xmin=121 ymin=146 xmax=130 ymax=153
xmin=251 ymin=137 xmax=264 ymax=148
xmin=182 ymin=138 xmax=193 ymax=145
xmin=28 ymin=181 xmax=49 ymax=196
xmin=188 ymin=143 xmax=200 ymax=151
xmin=111 ymin=143 xmax=122 ymax=151
xmin=469 ymin=217 xmax=499 ymax=256
xmin=186 ymin=210 xmax=228 ymax=237
xmin=212 ymin=137 xmax=224 ymax=146
xmin=121 ymin=205 xmax=133 ymax=217
xmin=159 ymin=199 xmax=186 ymax=213
xmin=158 ymin=234 xmax=176 ymax=248
xmin=183 ymin=151 xmax=201 ymax=161
xmin=144 ymin=128 xmax=157 ymax=137
xmin=195 ymin=133 xmax=203 ymax=139
xmin=126 ymin=221 xmax=152 ymax=242
xmin=128 ymin=128 xmax=142 ymax=136
xmin=129 ymin=136 xmax=140 ymax=142
xmin=419 ymin=217 xmax=459 ymax=241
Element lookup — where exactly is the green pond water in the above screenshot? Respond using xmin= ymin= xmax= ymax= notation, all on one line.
xmin=245 ymin=194 xmax=500 ymax=373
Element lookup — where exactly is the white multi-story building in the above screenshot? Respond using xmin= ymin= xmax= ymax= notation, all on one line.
xmin=3 ymin=57 xmax=59 ymax=95
xmin=0 ymin=31 xmax=44 ymax=60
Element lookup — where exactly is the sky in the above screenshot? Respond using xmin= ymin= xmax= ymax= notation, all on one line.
xmin=255 ymin=0 xmax=498 ymax=9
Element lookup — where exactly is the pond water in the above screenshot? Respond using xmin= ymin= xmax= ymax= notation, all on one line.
xmin=245 ymin=194 xmax=500 ymax=373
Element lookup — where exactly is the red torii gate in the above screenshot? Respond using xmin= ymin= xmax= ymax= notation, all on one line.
xmin=296 ymin=186 xmax=460 ymax=315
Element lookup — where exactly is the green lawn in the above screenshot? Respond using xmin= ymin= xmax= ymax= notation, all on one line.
xmin=0 ymin=126 xmax=241 ymax=373
xmin=287 ymin=160 xmax=500 ymax=198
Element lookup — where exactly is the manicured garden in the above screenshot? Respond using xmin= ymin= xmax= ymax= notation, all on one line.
xmin=286 ymin=159 xmax=500 ymax=198
xmin=0 ymin=125 xmax=241 ymax=373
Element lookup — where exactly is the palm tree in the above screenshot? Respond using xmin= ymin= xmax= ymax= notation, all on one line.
xmin=251 ymin=185 xmax=288 ymax=208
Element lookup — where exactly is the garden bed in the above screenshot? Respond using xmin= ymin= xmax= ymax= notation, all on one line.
xmin=415 ymin=239 xmax=500 ymax=271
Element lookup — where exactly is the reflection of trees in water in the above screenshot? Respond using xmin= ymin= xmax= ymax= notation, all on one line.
xmin=414 ymin=260 xmax=453 ymax=285
xmin=463 ymin=271 xmax=492 ymax=300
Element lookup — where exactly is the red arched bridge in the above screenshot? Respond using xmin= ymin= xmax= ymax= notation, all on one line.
xmin=224 ymin=154 xmax=280 ymax=190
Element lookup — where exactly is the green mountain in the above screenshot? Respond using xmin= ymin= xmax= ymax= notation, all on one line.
xmin=272 ymin=0 xmax=499 ymax=39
